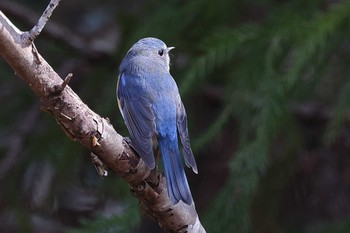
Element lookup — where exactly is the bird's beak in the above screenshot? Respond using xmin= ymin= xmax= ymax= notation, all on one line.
xmin=167 ymin=47 xmax=175 ymax=52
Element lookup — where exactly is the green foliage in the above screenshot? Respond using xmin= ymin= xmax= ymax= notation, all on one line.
xmin=180 ymin=25 xmax=260 ymax=98
xmin=200 ymin=1 xmax=350 ymax=231
xmin=326 ymin=77 xmax=350 ymax=143
xmin=192 ymin=105 xmax=233 ymax=153
xmin=132 ymin=0 xmax=350 ymax=232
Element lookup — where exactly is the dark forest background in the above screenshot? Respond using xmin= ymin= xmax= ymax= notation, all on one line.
xmin=2 ymin=0 xmax=350 ymax=232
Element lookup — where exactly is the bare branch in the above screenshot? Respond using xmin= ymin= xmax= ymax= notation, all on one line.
xmin=21 ymin=0 xmax=61 ymax=44
xmin=0 ymin=7 xmax=205 ymax=233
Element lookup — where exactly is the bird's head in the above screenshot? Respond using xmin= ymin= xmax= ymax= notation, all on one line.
xmin=124 ymin=37 xmax=175 ymax=72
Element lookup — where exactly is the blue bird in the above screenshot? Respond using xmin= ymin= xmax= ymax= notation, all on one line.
xmin=117 ymin=37 xmax=198 ymax=205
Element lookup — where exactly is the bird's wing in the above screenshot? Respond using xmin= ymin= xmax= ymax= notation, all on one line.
xmin=117 ymin=73 xmax=156 ymax=169
xmin=176 ymin=96 xmax=198 ymax=174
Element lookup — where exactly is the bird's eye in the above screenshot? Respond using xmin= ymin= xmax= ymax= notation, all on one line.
xmin=158 ymin=49 xmax=164 ymax=56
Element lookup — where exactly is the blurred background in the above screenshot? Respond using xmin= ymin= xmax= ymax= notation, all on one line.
xmin=1 ymin=0 xmax=350 ymax=232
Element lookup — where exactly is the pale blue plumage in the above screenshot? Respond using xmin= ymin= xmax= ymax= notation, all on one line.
xmin=117 ymin=37 xmax=197 ymax=205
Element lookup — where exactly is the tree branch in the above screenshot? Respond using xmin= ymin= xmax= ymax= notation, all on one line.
xmin=0 ymin=6 xmax=205 ymax=233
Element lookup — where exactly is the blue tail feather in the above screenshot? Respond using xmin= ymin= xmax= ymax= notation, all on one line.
xmin=158 ymin=137 xmax=192 ymax=205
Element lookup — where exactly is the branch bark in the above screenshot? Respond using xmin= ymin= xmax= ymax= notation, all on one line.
xmin=0 ymin=5 xmax=205 ymax=233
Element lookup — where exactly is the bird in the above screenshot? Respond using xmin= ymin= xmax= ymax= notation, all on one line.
xmin=116 ymin=37 xmax=198 ymax=205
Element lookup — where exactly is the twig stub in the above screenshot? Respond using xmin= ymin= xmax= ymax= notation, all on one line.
xmin=50 ymin=73 xmax=73 ymax=96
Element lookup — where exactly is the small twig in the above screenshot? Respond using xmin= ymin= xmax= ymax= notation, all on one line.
xmin=0 ymin=1 xmax=87 ymax=53
xmin=29 ymin=0 xmax=61 ymax=41
xmin=21 ymin=0 xmax=61 ymax=44
xmin=1 ymin=1 xmax=118 ymax=56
